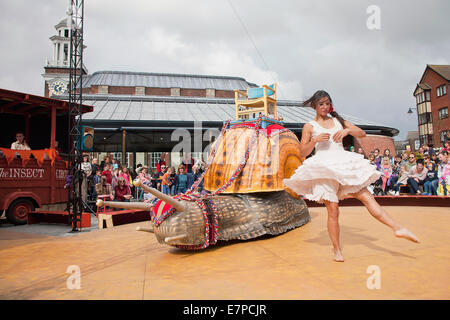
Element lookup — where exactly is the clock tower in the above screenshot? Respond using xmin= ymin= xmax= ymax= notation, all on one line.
xmin=42 ymin=11 xmax=87 ymax=97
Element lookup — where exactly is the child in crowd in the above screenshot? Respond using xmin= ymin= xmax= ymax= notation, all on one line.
xmin=423 ymin=162 xmax=438 ymax=195
xmin=161 ymin=167 xmax=174 ymax=195
xmin=388 ymin=155 xmax=402 ymax=195
xmin=380 ymin=156 xmax=392 ymax=195
xmin=169 ymin=167 xmax=176 ymax=195
xmin=437 ymin=151 xmax=450 ymax=196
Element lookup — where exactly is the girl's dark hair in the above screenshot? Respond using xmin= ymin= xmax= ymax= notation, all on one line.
xmin=302 ymin=90 xmax=346 ymax=128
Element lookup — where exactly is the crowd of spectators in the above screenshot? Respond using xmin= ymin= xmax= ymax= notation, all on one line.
xmin=363 ymin=139 xmax=450 ymax=196
xmin=81 ymin=153 xmax=206 ymax=205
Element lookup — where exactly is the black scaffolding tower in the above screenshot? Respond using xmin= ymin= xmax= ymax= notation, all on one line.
xmin=67 ymin=0 xmax=85 ymax=231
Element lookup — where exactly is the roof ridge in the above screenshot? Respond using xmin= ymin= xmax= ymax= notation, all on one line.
xmin=75 ymin=93 xmax=302 ymax=105
xmin=90 ymin=70 xmax=252 ymax=82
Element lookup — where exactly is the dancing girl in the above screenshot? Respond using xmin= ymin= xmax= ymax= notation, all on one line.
xmin=284 ymin=90 xmax=419 ymax=262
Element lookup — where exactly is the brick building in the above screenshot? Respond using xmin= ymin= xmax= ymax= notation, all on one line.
xmin=42 ymin=15 xmax=399 ymax=168
xmin=413 ymin=64 xmax=450 ymax=147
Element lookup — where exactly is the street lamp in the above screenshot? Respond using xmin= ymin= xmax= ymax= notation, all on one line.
xmin=407 ymin=106 xmax=420 ymax=150
xmin=407 ymin=106 xmax=417 ymax=114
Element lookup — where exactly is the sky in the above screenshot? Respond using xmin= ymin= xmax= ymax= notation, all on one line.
xmin=0 ymin=0 xmax=449 ymax=140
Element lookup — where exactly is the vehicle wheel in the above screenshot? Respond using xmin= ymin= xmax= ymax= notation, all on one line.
xmin=6 ymin=199 xmax=35 ymax=225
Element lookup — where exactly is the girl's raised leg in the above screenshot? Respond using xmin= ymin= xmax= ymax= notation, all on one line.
xmin=352 ymin=188 xmax=420 ymax=243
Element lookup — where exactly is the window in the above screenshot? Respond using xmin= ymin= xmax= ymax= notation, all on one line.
xmin=112 ymin=152 xmax=122 ymax=164
xmin=63 ymin=44 xmax=68 ymax=63
xmin=440 ymin=131 xmax=449 ymax=142
xmin=437 ymin=85 xmax=447 ymax=97
xmin=64 ymin=29 xmax=69 ymax=37
xmin=416 ymin=92 xmax=425 ymax=104
xmin=420 ymin=134 xmax=433 ymax=146
xmin=418 ymin=112 xmax=432 ymax=125
xmin=149 ymin=152 xmax=163 ymax=170
xmin=438 ymin=107 xmax=448 ymax=120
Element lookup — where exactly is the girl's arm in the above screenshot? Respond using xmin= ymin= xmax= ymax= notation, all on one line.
xmin=333 ymin=120 xmax=366 ymax=142
xmin=298 ymin=123 xmax=330 ymax=158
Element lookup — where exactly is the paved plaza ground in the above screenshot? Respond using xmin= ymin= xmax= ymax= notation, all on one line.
xmin=0 ymin=206 xmax=449 ymax=300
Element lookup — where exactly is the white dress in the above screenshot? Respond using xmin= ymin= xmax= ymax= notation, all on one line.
xmin=283 ymin=117 xmax=382 ymax=203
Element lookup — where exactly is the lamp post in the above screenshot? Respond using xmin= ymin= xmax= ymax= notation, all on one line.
xmin=407 ymin=106 xmax=416 ymax=114
xmin=407 ymin=106 xmax=420 ymax=151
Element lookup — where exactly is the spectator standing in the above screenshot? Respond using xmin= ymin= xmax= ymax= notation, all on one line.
xmin=383 ymin=149 xmax=394 ymax=165
xmin=130 ymin=166 xmax=138 ymax=181
xmin=155 ymin=165 xmax=167 ymax=191
xmin=91 ymin=158 xmax=100 ymax=176
xmin=91 ymin=169 xmax=102 ymax=200
xmin=161 ymin=167 xmax=174 ymax=195
xmin=149 ymin=168 xmax=159 ymax=189
xmin=80 ymin=154 xmax=92 ymax=203
xmin=182 ymin=153 xmax=195 ymax=173
xmin=138 ymin=166 xmax=151 ymax=185
xmin=156 ymin=153 xmax=166 ymax=173
xmin=191 ymin=164 xmax=204 ymax=192
xmin=101 ymin=163 xmax=113 ymax=185
xmin=175 ymin=164 xmax=194 ymax=194
xmin=89 ymin=158 xmax=100 ymax=200
xmin=111 ymin=167 xmax=120 ymax=191
xmin=169 ymin=166 xmax=176 ymax=195
xmin=11 ymin=131 xmax=31 ymax=150
xmin=111 ymin=158 xmax=119 ymax=170
xmin=380 ymin=157 xmax=392 ymax=195
xmin=373 ymin=149 xmax=382 ymax=169
xmin=119 ymin=166 xmax=132 ymax=187
xmin=100 ymin=155 xmax=110 ymax=171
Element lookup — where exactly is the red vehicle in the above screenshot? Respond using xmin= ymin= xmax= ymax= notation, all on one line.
xmin=0 ymin=88 xmax=93 ymax=224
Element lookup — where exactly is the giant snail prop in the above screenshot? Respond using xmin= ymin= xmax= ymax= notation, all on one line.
xmin=97 ymin=115 xmax=311 ymax=250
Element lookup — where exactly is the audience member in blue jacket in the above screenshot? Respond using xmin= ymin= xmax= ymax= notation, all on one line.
xmin=422 ymin=162 xmax=439 ymax=195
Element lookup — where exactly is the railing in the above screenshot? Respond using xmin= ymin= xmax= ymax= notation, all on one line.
xmin=46 ymin=59 xmax=70 ymax=68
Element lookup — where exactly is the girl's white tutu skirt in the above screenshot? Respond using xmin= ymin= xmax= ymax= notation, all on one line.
xmin=283 ymin=150 xmax=382 ymax=203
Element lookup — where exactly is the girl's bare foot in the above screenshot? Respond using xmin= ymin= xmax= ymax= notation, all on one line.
xmin=394 ymin=228 xmax=420 ymax=243
xmin=333 ymin=248 xmax=344 ymax=262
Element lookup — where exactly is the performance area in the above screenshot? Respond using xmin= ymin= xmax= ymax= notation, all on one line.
xmin=0 ymin=205 xmax=448 ymax=300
